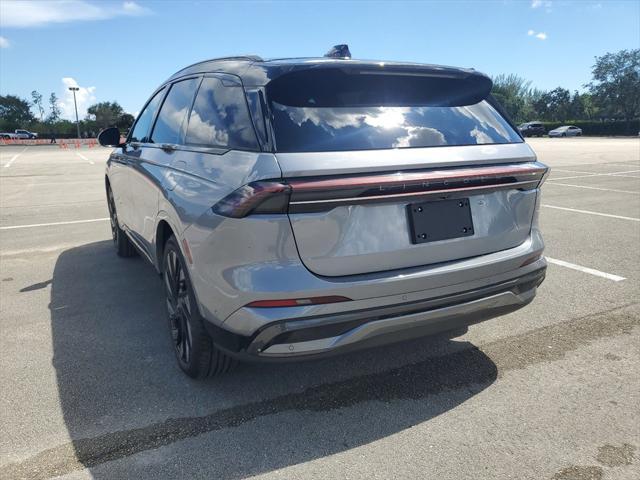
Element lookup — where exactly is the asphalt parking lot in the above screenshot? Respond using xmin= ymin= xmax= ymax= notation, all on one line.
xmin=0 ymin=137 xmax=638 ymax=480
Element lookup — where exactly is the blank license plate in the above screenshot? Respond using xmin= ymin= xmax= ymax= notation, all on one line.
xmin=407 ymin=198 xmax=474 ymax=244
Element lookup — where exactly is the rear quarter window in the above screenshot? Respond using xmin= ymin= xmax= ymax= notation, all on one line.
xmin=185 ymin=77 xmax=258 ymax=151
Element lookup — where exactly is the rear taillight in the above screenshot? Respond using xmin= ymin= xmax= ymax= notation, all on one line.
xmin=212 ymin=163 xmax=548 ymax=218
xmin=519 ymin=253 xmax=542 ymax=267
xmin=212 ymin=181 xmax=291 ymax=218
xmin=538 ymin=167 xmax=551 ymax=186
xmin=246 ymin=295 xmax=351 ymax=308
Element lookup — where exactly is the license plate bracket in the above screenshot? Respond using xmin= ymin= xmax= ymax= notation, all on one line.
xmin=407 ymin=198 xmax=474 ymax=244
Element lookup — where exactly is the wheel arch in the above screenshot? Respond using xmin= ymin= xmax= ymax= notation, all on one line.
xmin=155 ymin=218 xmax=176 ymax=273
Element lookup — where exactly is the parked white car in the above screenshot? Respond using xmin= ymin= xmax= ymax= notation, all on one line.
xmin=548 ymin=126 xmax=582 ymax=137
xmin=14 ymin=129 xmax=38 ymax=139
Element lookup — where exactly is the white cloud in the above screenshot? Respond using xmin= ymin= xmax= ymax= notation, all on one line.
xmin=527 ymin=29 xmax=548 ymax=40
xmin=0 ymin=36 xmax=9 ymax=48
xmin=122 ymin=1 xmax=145 ymax=14
xmin=58 ymin=77 xmax=97 ymax=120
xmin=531 ymin=0 xmax=552 ymax=8
xmin=0 ymin=1 xmax=150 ymax=28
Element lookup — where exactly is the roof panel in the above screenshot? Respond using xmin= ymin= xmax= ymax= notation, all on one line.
xmin=165 ymin=56 xmax=486 ymax=87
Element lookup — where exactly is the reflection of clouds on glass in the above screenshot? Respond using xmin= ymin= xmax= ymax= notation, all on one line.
xmin=274 ymin=102 xmax=365 ymax=130
xmin=271 ymin=100 xmax=521 ymax=152
xmin=187 ymin=110 xmax=229 ymax=146
xmin=185 ymin=78 xmax=258 ymax=149
xmin=274 ymin=104 xmax=410 ymax=131
xmin=364 ymin=108 xmax=407 ymax=129
xmin=456 ymin=103 xmax=512 ymax=140
xmin=470 ymin=127 xmax=493 ymax=144
xmin=393 ymin=127 xmax=446 ymax=148
xmin=152 ymin=78 xmax=199 ymax=144
xmin=161 ymin=105 xmax=189 ymax=138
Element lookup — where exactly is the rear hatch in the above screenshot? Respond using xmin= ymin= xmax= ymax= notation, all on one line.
xmin=265 ymin=66 xmax=546 ymax=277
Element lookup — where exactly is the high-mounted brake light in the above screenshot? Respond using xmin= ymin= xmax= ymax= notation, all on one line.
xmin=246 ymin=296 xmax=351 ymax=308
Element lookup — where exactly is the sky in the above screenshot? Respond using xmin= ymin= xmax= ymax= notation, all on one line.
xmin=0 ymin=0 xmax=638 ymax=120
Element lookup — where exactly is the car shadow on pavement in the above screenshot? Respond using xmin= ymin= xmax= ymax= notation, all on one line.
xmin=44 ymin=240 xmax=498 ymax=479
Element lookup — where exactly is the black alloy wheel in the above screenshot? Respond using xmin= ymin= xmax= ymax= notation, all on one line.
xmin=106 ymin=186 xmax=136 ymax=257
xmin=164 ymin=247 xmax=193 ymax=366
xmin=162 ymin=236 xmax=236 ymax=378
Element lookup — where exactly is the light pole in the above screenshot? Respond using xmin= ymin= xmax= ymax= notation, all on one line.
xmin=68 ymin=86 xmax=81 ymax=139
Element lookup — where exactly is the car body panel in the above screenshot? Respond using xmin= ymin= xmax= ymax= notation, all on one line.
xmin=549 ymin=126 xmax=583 ymax=137
xmin=14 ymin=129 xmax=38 ymax=139
xmin=104 ymin=55 xmax=547 ymax=361
xmin=273 ymin=142 xmax=535 ymax=177
xmin=289 ymin=188 xmax=537 ymax=276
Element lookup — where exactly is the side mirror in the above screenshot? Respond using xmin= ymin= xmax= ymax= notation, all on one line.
xmin=97 ymin=127 xmax=123 ymax=147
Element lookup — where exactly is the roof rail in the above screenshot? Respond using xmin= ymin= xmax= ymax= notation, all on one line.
xmin=171 ymin=55 xmax=263 ymax=77
xmin=206 ymin=55 xmax=264 ymax=62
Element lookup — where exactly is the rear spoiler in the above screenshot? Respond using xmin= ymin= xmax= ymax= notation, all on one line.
xmin=266 ymin=65 xmax=493 ymax=108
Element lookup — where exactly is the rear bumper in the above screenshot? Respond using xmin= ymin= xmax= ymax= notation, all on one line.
xmin=204 ymin=265 xmax=545 ymax=362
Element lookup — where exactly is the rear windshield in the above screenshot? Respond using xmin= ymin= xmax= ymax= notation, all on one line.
xmin=271 ymin=101 xmax=522 ymax=153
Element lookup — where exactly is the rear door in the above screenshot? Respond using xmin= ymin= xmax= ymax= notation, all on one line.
xmin=128 ymin=77 xmax=201 ymax=252
xmin=266 ymin=69 xmax=546 ymax=277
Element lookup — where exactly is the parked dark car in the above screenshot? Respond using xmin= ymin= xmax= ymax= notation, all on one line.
xmin=518 ymin=122 xmax=545 ymax=137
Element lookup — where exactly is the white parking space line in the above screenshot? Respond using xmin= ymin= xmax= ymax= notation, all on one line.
xmin=552 ymin=168 xmax=640 ymax=174
xmin=549 ymin=170 xmax=640 ymax=182
xmin=0 ymin=217 xmax=109 ymax=230
xmin=542 ymin=204 xmax=640 ymax=222
xmin=544 ymin=182 xmax=638 ymax=195
xmin=607 ymin=163 xmax=640 ymax=168
xmin=549 ymin=165 xmax=640 ymax=182
xmin=0 ymin=242 xmax=92 ymax=257
xmin=549 ymin=175 xmax=600 ymax=181
xmin=2 ymin=147 xmax=28 ymax=168
xmin=546 ymin=257 xmax=626 ymax=282
xmin=76 ymin=152 xmax=95 ymax=164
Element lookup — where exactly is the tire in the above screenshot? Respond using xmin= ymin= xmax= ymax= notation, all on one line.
xmin=106 ymin=186 xmax=137 ymax=257
xmin=162 ymin=235 xmax=236 ymax=378
xmin=562 ymin=133 xmax=567 ymax=137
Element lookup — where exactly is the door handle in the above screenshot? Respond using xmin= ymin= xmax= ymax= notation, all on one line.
xmin=161 ymin=143 xmax=177 ymax=152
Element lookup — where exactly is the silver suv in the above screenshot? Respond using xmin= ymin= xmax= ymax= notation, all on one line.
xmin=98 ymin=51 xmax=547 ymax=378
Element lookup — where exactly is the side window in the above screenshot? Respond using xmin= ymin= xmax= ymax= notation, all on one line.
xmin=130 ymin=88 xmax=165 ymax=143
xmin=185 ymin=77 xmax=258 ymax=150
xmin=150 ymin=78 xmax=200 ymax=145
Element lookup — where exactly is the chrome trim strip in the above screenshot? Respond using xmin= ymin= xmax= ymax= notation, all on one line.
xmin=288 ymin=162 xmax=546 ymax=191
xmin=290 ymin=180 xmax=539 ymax=207
xmin=260 ymin=288 xmax=535 ymax=356
xmin=285 ymin=162 xmax=547 ymax=212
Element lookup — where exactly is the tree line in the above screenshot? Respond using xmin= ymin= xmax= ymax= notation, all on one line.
xmin=492 ymin=49 xmax=638 ymax=124
xmin=1 ymin=49 xmax=638 ymax=137
xmin=0 ymin=93 xmax=134 ymax=138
